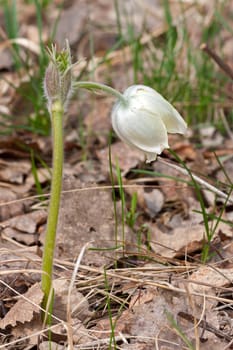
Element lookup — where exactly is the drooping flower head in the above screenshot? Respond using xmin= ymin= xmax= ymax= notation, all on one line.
xmin=111 ymin=85 xmax=187 ymax=162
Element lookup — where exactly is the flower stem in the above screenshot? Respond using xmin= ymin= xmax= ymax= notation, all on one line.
xmin=74 ymin=81 xmax=127 ymax=105
xmin=41 ymin=100 xmax=64 ymax=322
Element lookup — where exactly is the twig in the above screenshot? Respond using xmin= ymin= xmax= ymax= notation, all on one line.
xmin=157 ymin=157 xmax=233 ymax=204
xmin=200 ymin=43 xmax=233 ymax=81
xmin=67 ymin=242 xmax=91 ymax=350
xmin=178 ymin=312 xmax=233 ymax=343
xmin=219 ymin=109 xmax=233 ymax=141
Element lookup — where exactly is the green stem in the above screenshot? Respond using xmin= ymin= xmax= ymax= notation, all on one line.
xmin=41 ymin=99 xmax=64 ymax=321
xmin=74 ymin=81 xmax=127 ymax=105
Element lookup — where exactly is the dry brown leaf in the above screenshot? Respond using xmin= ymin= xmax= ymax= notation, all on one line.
xmin=0 ymin=48 xmax=13 ymax=70
xmin=26 ymin=167 xmax=50 ymax=189
xmin=39 ymin=342 xmax=64 ymax=350
xmin=1 ymin=210 xmax=47 ymax=234
xmin=97 ymin=141 xmax=145 ymax=175
xmin=43 ymin=177 xmax=136 ymax=266
xmin=92 ymin=310 xmax=132 ymax=339
xmin=74 ymin=160 xmax=107 ymax=184
xmin=0 ymin=282 xmax=43 ymax=329
xmin=2 ymin=227 xmax=37 ymax=246
xmin=11 ymin=313 xmax=42 ymax=347
xmin=129 ymin=287 xmax=157 ymax=309
xmin=149 ymin=223 xmax=205 ymax=258
xmin=0 ymin=159 xmax=31 ymax=184
xmin=84 ymin=96 xmax=113 ymax=135
xmin=53 ymin=279 xmax=93 ymax=322
xmin=46 ymin=319 xmax=92 ymax=345
xmin=0 ymin=187 xmax=24 ymax=221
xmin=143 ymin=188 xmax=165 ymax=218
xmin=116 ymin=290 xmax=189 ymax=344
xmin=172 ymin=141 xmax=197 ymax=161
xmin=187 ymin=266 xmax=233 ymax=308
xmin=126 ymin=185 xmax=165 ymax=218
xmin=200 ymin=125 xmax=224 ymax=148
xmin=216 ymin=157 xmax=233 ymax=184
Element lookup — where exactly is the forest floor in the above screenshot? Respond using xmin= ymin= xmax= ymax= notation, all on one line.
xmin=0 ymin=0 xmax=233 ymax=349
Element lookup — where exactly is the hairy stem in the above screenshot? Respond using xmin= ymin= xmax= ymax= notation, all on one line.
xmin=75 ymin=81 xmax=127 ymax=105
xmin=41 ymin=100 xmax=64 ymax=321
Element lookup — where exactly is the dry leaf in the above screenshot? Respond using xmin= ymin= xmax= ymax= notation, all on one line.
xmin=0 ymin=283 xmax=43 ymax=329
xmin=97 ymin=141 xmax=145 ymax=175
xmin=143 ymin=188 xmax=165 ymax=218
xmin=149 ymin=224 xmax=205 ymax=258
xmin=0 ymin=187 xmax=24 ymax=221
xmin=44 ymin=177 xmax=136 ymax=266
xmin=1 ymin=210 xmax=47 ymax=234
xmin=2 ymin=227 xmax=37 ymax=246
xmin=53 ymin=279 xmax=93 ymax=322
xmin=0 ymin=159 xmax=31 ymax=184
xmin=39 ymin=342 xmax=64 ymax=350
xmin=11 ymin=313 xmax=42 ymax=347
xmin=187 ymin=266 xmax=233 ymax=308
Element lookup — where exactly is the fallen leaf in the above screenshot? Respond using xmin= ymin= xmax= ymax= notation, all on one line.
xmin=200 ymin=125 xmax=224 ymax=148
xmin=53 ymin=279 xmax=93 ymax=322
xmin=2 ymin=227 xmax=37 ymax=246
xmin=97 ymin=141 xmax=145 ymax=175
xmin=1 ymin=210 xmax=47 ymax=234
xmin=0 ymin=283 xmax=43 ymax=329
xmin=11 ymin=313 xmax=42 ymax=348
xmin=143 ymin=188 xmax=165 ymax=218
xmin=149 ymin=223 xmax=205 ymax=258
xmin=39 ymin=342 xmax=64 ymax=350
xmin=0 ymin=187 xmax=24 ymax=221
xmin=0 ymin=159 xmax=31 ymax=184
xmin=172 ymin=141 xmax=197 ymax=161
xmin=187 ymin=266 xmax=233 ymax=308
xmin=42 ymin=177 xmax=136 ymax=267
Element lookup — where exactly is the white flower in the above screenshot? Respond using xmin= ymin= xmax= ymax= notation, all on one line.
xmin=111 ymin=85 xmax=187 ymax=162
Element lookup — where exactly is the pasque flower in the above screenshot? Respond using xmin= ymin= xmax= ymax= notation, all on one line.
xmin=111 ymin=85 xmax=187 ymax=162
xmin=44 ymin=40 xmax=73 ymax=111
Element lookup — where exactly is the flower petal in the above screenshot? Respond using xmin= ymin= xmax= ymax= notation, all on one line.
xmin=111 ymin=101 xmax=169 ymax=157
xmin=125 ymin=85 xmax=187 ymax=134
xmin=145 ymin=152 xmax=157 ymax=163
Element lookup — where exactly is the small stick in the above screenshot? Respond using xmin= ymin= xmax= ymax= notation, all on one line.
xmin=157 ymin=157 xmax=233 ymax=204
xmin=178 ymin=312 xmax=233 ymax=343
xmin=200 ymin=43 xmax=233 ymax=81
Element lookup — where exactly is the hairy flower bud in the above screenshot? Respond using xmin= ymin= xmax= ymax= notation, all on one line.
xmin=44 ymin=41 xmax=73 ymax=111
xmin=111 ymin=85 xmax=187 ymax=162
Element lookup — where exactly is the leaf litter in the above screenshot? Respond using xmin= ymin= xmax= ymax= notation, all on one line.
xmin=0 ymin=0 xmax=233 ymax=349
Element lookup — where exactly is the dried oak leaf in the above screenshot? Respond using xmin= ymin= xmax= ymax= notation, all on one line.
xmin=186 ymin=266 xmax=233 ymax=308
xmin=0 ymin=159 xmax=31 ymax=184
xmin=0 ymin=282 xmax=43 ymax=329
xmin=0 ymin=187 xmax=24 ymax=221
xmin=11 ymin=313 xmax=42 ymax=347
xmin=149 ymin=223 xmax=205 ymax=258
xmin=97 ymin=141 xmax=144 ymax=175
xmin=53 ymin=279 xmax=93 ymax=322
xmin=45 ymin=177 xmax=136 ymax=267
xmin=1 ymin=210 xmax=47 ymax=234
xmin=39 ymin=342 xmax=64 ymax=350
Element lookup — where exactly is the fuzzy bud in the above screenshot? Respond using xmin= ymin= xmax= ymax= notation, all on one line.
xmin=44 ymin=41 xmax=73 ymax=111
